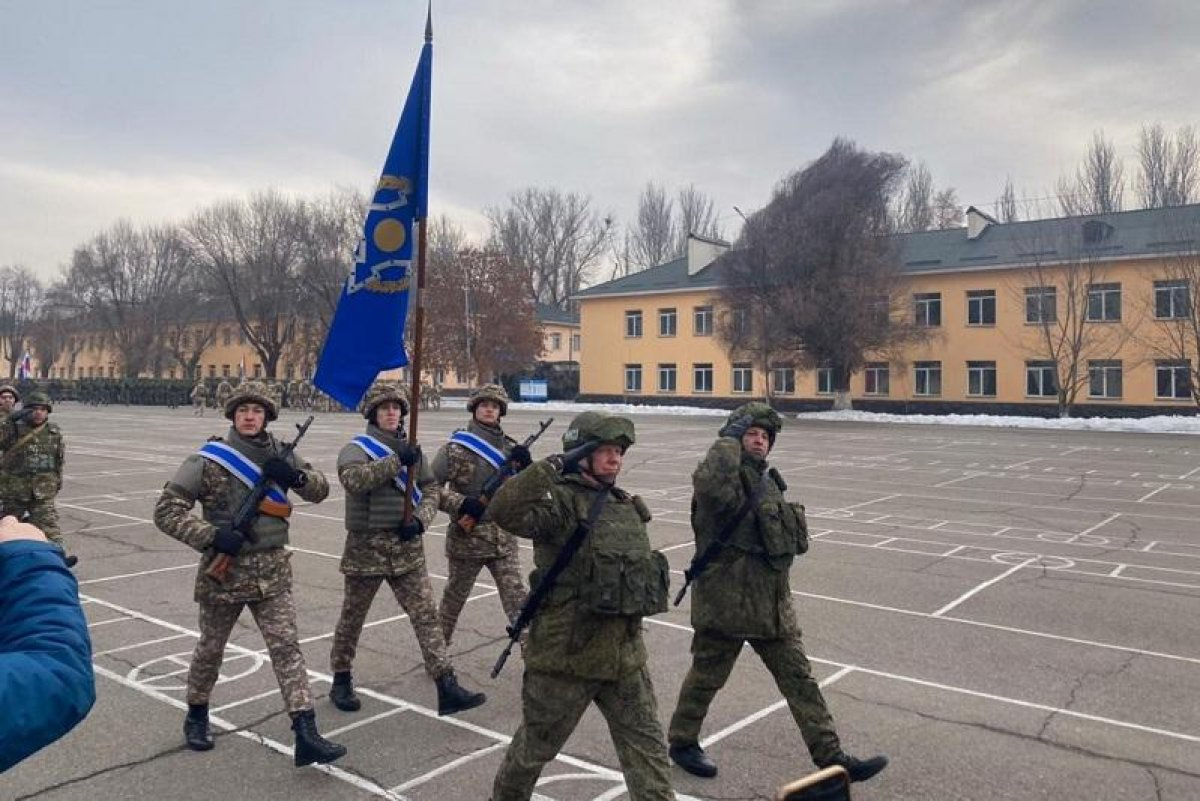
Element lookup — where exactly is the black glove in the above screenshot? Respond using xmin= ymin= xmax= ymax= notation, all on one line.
xmin=397 ymin=517 xmax=424 ymax=541
xmin=719 ymin=413 xmax=754 ymax=440
xmin=396 ymin=442 xmax=422 ymax=467
xmin=550 ymin=440 xmax=601 ymax=474
xmin=263 ymin=457 xmax=303 ymax=488
xmin=509 ymin=444 xmax=533 ymax=471
xmin=211 ymin=525 xmax=244 ymax=556
xmin=458 ymin=496 xmax=487 ymax=521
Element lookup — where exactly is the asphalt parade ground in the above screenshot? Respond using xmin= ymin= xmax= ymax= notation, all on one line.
xmin=6 ymin=403 xmax=1200 ymax=801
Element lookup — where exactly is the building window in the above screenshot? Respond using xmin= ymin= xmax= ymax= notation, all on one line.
xmin=549 ymin=332 xmax=562 ymax=350
xmin=625 ymin=310 xmax=643 ymax=338
xmin=168 ymin=368 xmax=176 ymax=380
xmin=658 ymin=363 xmax=677 ymax=393
xmin=914 ymin=292 xmax=942 ymax=327
xmin=658 ymin=308 xmax=677 ymax=337
xmin=253 ymin=364 xmax=263 ymax=378
xmin=732 ymin=362 xmax=753 ymax=393
xmin=222 ymin=329 xmax=232 ymax=346
xmin=730 ymin=307 xmax=748 ymax=336
xmin=1155 ymin=280 xmax=1192 ymax=320
xmin=1088 ymin=360 xmax=1123 ymax=398
xmin=1155 ymin=361 xmax=1192 ymax=399
xmin=914 ymin=361 xmax=941 ymax=396
xmin=864 ymin=362 xmax=889 ymax=395
xmin=208 ymin=365 xmax=217 ymax=379
xmin=817 ymin=367 xmax=834 ymax=395
xmin=221 ymin=364 xmax=230 ymax=378
xmin=1026 ymin=361 xmax=1058 ymax=397
xmin=967 ymin=290 xmax=996 ymax=326
xmin=967 ymin=361 xmax=997 ymax=397
xmin=1025 ymin=286 xmax=1057 ymax=323
xmin=624 ymin=364 xmax=642 ymax=393
xmin=693 ymin=305 xmax=714 ymax=336
xmin=1087 ymin=283 xmax=1122 ymax=322
xmin=571 ymin=333 xmax=581 ymax=353
xmin=693 ymin=363 xmax=713 ymax=393
xmin=771 ymin=365 xmax=796 ymax=395
xmin=108 ymin=366 xmax=115 ymax=378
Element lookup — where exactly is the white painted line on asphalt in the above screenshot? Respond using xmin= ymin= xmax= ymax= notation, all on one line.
xmin=87 ymin=616 xmax=134 ymax=629
xmin=74 ymin=520 xmax=153 ymax=532
xmin=1179 ymin=464 xmax=1200 ymax=480
xmin=1004 ymin=457 xmax=1043 ymax=469
xmin=699 ymin=665 xmax=856 ymax=750
xmin=1109 ymin=565 xmax=1125 ymax=578
xmin=211 ymin=688 xmax=282 ymax=713
xmin=942 ymin=545 xmax=968 ymax=557
xmin=79 ymin=563 xmax=194 ymax=585
xmin=59 ymin=502 xmax=155 ymax=523
xmin=323 ymin=706 xmax=408 ymax=739
xmin=872 ymin=538 xmax=897 ymax=547
xmin=1075 ymin=513 xmax=1121 ymax=538
xmin=1137 ymin=484 xmax=1172 ymax=502
xmin=94 ymin=633 xmax=190 ymax=657
xmin=934 ymin=472 xmax=983 ymax=488
xmin=932 ymin=558 xmax=1036 ymax=617
xmin=388 ymin=741 xmax=506 ymax=794
xmin=831 ymin=494 xmax=900 ymax=513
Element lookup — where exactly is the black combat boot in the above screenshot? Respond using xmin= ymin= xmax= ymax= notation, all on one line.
xmin=669 ymin=742 xmax=718 ymax=778
xmin=291 ymin=710 xmax=347 ymax=766
xmin=435 ymin=672 xmax=486 ymax=716
xmin=330 ymin=671 xmax=361 ymax=712
xmin=183 ymin=704 xmax=214 ymax=751
xmin=816 ymin=752 xmax=889 ymax=783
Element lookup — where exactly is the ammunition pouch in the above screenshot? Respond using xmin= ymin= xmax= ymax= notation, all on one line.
xmin=579 ymin=549 xmax=670 ymax=617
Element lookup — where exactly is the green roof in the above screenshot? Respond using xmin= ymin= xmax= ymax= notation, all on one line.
xmin=536 ymin=303 xmax=580 ymax=325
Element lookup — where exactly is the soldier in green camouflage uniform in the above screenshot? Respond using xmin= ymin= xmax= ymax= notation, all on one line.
xmin=432 ymin=383 xmax=530 ymax=645
xmin=488 ymin=411 xmax=674 ymax=801
xmin=667 ymin=403 xmax=887 ymax=784
xmin=0 ymin=384 xmax=19 ymax=414
xmin=190 ymin=380 xmax=208 ymax=416
xmin=0 ymin=391 xmax=70 ymax=562
xmin=153 ymin=381 xmax=347 ymax=766
xmin=328 ymin=382 xmax=486 ymax=717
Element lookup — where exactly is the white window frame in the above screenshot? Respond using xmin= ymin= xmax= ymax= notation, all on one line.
xmin=1025 ymin=286 xmax=1058 ymax=324
xmin=624 ymin=364 xmax=642 ymax=393
xmin=1025 ymin=361 xmax=1058 ymax=397
xmin=693 ymin=305 xmax=714 ymax=336
xmin=1086 ymin=283 xmax=1122 ymax=322
xmin=1088 ymin=360 xmax=1122 ymax=399
xmin=914 ymin=361 xmax=942 ymax=396
xmin=1155 ymin=280 xmax=1191 ymax=320
xmin=732 ymin=362 xmax=753 ymax=394
xmin=914 ymin=293 xmax=942 ymax=327
xmin=624 ymin=310 xmax=643 ymax=338
xmin=771 ymin=365 xmax=796 ymax=395
xmin=1155 ymin=361 xmax=1192 ymax=399
xmin=816 ymin=367 xmax=834 ymax=395
xmin=966 ymin=361 xmax=997 ymax=397
xmin=658 ymin=308 xmax=677 ymax=337
xmin=657 ymin=363 xmax=677 ymax=393
xmin=967 ymin=290 xmax=996 ymax=326
xmin=864 ymin=363 xmax=889 ymax=395
xmin=693 ymin=363 xmax=713 ymax=394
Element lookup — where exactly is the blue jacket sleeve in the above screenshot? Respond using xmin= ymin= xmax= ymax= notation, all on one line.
xmin=0 ymin=541 xmax=96 ymax=773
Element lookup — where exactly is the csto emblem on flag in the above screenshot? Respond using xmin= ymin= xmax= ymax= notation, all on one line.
xmin=347 ymin=174 xmax=415 ymax=295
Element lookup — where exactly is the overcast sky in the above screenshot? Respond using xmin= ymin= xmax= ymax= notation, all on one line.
xmin=2 ymin=0 xmax=1198 ymax=281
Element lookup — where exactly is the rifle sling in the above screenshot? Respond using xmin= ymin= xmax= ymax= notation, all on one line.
xmin=685 ymin=471 xmax=771 ymax=582
xmin=0 ymin=425 xmax=49 ymax=469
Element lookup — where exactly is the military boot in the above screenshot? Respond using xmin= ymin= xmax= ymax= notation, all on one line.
xmin=435 ymin=672 xmax=486 ymax=716
xmin=816 ymin=752 xmax=889 ymax=783
xmin=183 ymin=704 xmax=214 ymax=751
xmin=330 ymin=671 xmax=361 ymax=712
xmin=291 ymin=710 xmax=346 ymax=766
xmin=669 ymin=743 xmax=718 ymax=778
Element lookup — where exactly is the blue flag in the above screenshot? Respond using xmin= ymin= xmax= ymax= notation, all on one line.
xmin=314 ymin=35 xmax=432 ymax=410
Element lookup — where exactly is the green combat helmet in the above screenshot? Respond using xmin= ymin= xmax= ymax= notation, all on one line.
xmin=359 ymin=381 xmax=409 ymax=420
xmin=467 ymin=383 xmax=510 ymax=416
xmin=725 ymin=402 xmax=783 ymax=447
xmin=562 ymin=410 xmax=636 ymax=453
xmin=0 ymin=384 xmax=20 ymax=402
xmin=225 ymin=381 xmax=278 ymax=422
xmin=24 ymin=390 xmax=52 ymax=412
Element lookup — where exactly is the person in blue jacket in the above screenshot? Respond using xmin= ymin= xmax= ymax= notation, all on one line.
xmin=0 ymin=515 xmax=95 ymax=772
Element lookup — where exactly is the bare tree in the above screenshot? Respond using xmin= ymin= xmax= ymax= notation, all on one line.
xmin=933 ymin=187 xmax=962 ymax=229
xmin=676 ymin=184 xmax=723 ymax=247
xmin=295 ymin=187 xmax=365 ymax=336
xmin=1058 ymin=130 xmax=1125 ymax=216
xmin=486 ymin=187 xmax=614 ymax=309
xmin=629 ymin=182 xmax=677 ymax=272
xmin=897 ymin=162 xmax=934 ymax=233
xmin=1131 ymin=217 xmax=1200 ymax=407
xmin=1138 ymin=123 xmax=1199 ymax=208
xmin=718 ymin=137 xmax=923 ymax=409
xmin=25 ymin=282 xmax=78 ymax=378
xmin=0 ymin=266 xmax=45 ymax=377
xmin=996 ymin=177 xmax=1021 ymax=223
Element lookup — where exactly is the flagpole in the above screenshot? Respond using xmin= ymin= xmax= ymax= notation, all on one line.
xmin=403 ymin=5 xmax=433 ymax=523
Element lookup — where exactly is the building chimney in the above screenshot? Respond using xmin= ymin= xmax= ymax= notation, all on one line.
xmin=687 ymin=232 xmax=731 ymax=276
xmin=966 ymin=206 xmax=999 ymax=240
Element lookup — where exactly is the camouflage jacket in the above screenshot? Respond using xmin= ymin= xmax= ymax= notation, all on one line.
xmin=432 ymin=420 xmax=518 ymax=561
xmin=689 ymin=438 xmax=808 ymax=640
xmin=154 ymin=428 xmax=329 ymax=604
xmin=336 ymin=424 xmax=440 ymax=576
xmin=0 ymin=417 xmax=65 ymax=502
xmin=487 ymin=460 xmax=655 ymax=681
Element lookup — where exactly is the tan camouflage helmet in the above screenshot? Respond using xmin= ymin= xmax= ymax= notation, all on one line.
xmin=728 ymin=401 xmax=783 ymax=446
xmin=467 ymin=382 xmax=510 ymax=416
xmin=562 ymin=410 xmax=635 ymax=452
xmin=225 ymin=380 xmax=278 ymax=422
xmin=0 ymin=384 xmax=20 ymax=402
xmin=24 ymin=390 xmax=52 ymax=412
xmin=360 ymin=381 xmax=409 ymax=420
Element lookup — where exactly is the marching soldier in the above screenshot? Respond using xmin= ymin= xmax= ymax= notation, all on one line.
xmin=153 ymin=381 xmax=346 ymax=766
xmin=215 ymin=378 xmax=233 ymax=412
xmin=328 ymin=382 xmax=486 ymax=717
xmin=667 ymin=403 xmax=887 ymax=784
xmin=190 ymin=380 xmax=208 ymax=416
xmin=0 ymin=384 xmax=19 ymax=414
xmin=432 ymin=383 xmax=530 ymax=645
xmin=487 ymin=411 xmax=674 ymax=801
xmin=0 ymin=391 xmax=72 ymax=566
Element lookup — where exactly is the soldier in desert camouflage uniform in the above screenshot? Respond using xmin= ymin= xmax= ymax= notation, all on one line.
xmin=214 ymin=378 xmax=233 ymax=412
xmin=153 ymin=381 xmax=346 ymax=766
xmin=0 ymin=391 xmax=72 ymax=565
xmin=432 ymin=383 xmax=530 ymax=645
xmin=667 ymin=403 xmax=887 ymax=784
xmin=327 ymin=381 xmax=486 ymax=717
xmin=0 ymin=384 xmax=19 ymax=414
xmin=190 ymin=380 xmax=208 ymax=416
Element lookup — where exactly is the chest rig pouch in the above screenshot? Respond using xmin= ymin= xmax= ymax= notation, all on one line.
xmin=577 ymin=490 xmax=669 ymax=617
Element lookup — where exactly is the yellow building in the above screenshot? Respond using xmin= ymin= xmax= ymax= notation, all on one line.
xmin=574 ymin=209 xmax=1200 ymax=414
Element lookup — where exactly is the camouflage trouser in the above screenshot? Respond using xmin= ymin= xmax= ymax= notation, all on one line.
xmin=187 ymin=591 xmax=313 ymax=714
xmin=439 ymin=552 xmax=527 ymax=644
xmin=192 ymin=398 xmax=205 ymax=415
xmin=492 ymin=666 xmax=674 ymax=801
xmin=0 ymin=496 xmax=63 ymax=548
xmin=330 ymin=573 xmax=452 ymax=680
xmin=667 ymin=629 xmax=840 ymax=763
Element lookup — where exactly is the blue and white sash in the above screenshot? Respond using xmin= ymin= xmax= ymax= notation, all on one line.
xmin=352 ymin=434 xmax=422 ymax=503
xmin=449 ymin=430 xmax=507 ymax=471
xmin=197 ymin=441 xmax=291 ymax=507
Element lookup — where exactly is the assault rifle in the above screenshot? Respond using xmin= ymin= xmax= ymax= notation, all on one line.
xmin=205 ymin=415 xmax=314 ymax=584
xmin=672 ymin=471 xmax=770 ymax=606
xmin=457 ymin=417 xmax=553 ymax=534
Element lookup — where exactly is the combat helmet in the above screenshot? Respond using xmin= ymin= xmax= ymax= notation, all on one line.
xmin=360 ymin=381 xmax=409 ymax=420
xmin=0 ymin=384 xmax=20 ymax=402
xmin=225 ymin=380 xmax=278 ymax=422
xmin=24 ymin=390 xmax=52 ymax=412
xmin=727 ymin=402 xmax=783 ymax=447
xmin=467 ymin=383 xmax=510 ymax=416
xmin=562 ymin=410 xmax=635 ymax=453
